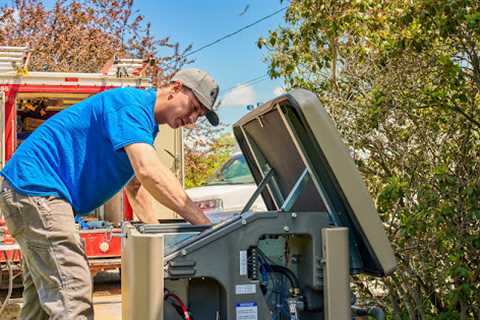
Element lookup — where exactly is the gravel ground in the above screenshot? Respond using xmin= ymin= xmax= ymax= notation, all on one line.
xmin=0 ymin=271 xmax=123 ymax=320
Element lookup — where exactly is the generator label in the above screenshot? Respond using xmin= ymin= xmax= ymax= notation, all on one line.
xmin=239 ymin=250 xmax=247 ymax=276
xmin=236 ymin=302 xmax=258 ymax=320
xmin=235 ymin=284 xmax=256 ymax=295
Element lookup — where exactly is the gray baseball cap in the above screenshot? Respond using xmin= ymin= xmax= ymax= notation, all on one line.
xmin=172 ymin=68 xmax=220 ymax=126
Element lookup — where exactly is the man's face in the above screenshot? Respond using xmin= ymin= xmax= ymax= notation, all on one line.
xmin=166 ymin=84 xmax=209 ymax=129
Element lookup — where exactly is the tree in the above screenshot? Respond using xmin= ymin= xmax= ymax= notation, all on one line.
xmin=0 ymin=0 xmax=191 ymax=80
xmin=184 ymin=120 xmax=235 ymax=188
xmin=260 ymin=1 xmax=480 ymax=318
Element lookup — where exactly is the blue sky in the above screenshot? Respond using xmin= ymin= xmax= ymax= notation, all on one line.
xmin=135 ymin=1 xmax=287 ymax=127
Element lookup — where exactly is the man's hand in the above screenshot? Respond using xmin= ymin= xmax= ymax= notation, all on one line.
xmin=124 ymin=143 xmax=210 ymax=225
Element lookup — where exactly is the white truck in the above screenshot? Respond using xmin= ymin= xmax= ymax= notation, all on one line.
xmin=187 ymin=152 xmax=266 ymax=222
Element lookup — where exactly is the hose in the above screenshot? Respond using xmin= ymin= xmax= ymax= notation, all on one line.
xmin=164 ymin=290 xmax=192 ymax=320
xmin=0 ymin=256 xmax=13 ymax=315
xmin=269 ymin=265 xmax=300 ymax=290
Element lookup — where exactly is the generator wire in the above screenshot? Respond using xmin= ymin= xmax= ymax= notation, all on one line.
xmin=0 ymin=256 xmax=13 ymax=315
xmin=165 ymin=290 xmax=192 ymax=320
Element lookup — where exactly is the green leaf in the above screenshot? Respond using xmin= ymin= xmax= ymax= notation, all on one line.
xmin=472 ymin=238 xmax=480 ymax=249
xmin=453 ymin=266 xmax=470 ymax=278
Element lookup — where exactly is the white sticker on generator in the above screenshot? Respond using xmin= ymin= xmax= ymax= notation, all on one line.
xmin=239 ymin=250 xmax=247 ymax=276
xmin=235 ymin=284 xmax=256 ymax=295
xmin=236 ymin=302 xmax=258 ymax=320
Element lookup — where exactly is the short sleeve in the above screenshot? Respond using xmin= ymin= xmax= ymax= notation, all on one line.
xmin=103 ymin=104 xmax=155 ymax=151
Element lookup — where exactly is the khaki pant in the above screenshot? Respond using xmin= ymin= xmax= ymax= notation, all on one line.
xmin=0 ymin=177 xmax=93 ymax=319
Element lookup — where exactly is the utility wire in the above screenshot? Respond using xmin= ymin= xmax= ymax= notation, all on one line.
xmin=165 ymin=7 xmax=288 ymax=105
xmin=184 ymin=6 xmax=288 ymax=58
xmin=223 ymin=74 xmax=268 ymax=93
xmin=187 ymin=6 xmax=287 ymax=92
xmin=220 ymin=74 xmax=269 ymax=97
xmin=241 ymin=74 xmax=269 ymax=86
xmin=215 ymin=73 xmax=271 ymax=109
xmin=161 ymin=6 xmax=287 ymax=69
xmin=239 ymin=76 xmax=269 ymax=89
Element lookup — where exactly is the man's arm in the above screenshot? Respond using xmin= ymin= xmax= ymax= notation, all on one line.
xmin=125 ymin=177 xmax=158 ymax=224
xmin=124 ymin=143 xmax=210 ymax=225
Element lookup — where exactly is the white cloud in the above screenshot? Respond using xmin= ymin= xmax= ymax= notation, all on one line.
xmin=273 ymin=86 xmax=285 ymax=96
xmin=220 ymin=85 xmax=256 ymax=108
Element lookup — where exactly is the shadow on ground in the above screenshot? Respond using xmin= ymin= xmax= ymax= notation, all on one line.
xmin=0 ymin=271 xmax=122 ymax=320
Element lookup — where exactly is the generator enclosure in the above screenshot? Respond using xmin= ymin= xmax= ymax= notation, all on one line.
xmin=122 ymin=89 xmax=396 ymax=320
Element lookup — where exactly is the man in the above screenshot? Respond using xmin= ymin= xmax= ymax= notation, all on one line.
xmin=0 ymin=68 xmax=218 ymax=319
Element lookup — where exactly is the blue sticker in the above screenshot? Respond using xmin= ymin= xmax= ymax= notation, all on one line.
xmin=236 ymin=302 xmax=258 ymax=320
xmin=236 ymin=302 xmax=257 ymax=307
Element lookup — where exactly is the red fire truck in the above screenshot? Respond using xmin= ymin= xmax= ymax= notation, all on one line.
xmin=0 ymin=46 xmax=183 ymax=277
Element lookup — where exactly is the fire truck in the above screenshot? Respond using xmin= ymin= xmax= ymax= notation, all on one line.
xmin=0 ymin=46 xmax=183 ymax=277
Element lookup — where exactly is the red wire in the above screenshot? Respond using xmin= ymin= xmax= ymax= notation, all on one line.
xmin=165 ymin=292 xmax=191 ymax=320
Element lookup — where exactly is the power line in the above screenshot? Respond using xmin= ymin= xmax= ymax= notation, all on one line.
xmin=163 ymin=7 xmax=288 ymax=104
xmin=162 ymin=6 xmax=287 ymax=79
xmin=240 ymin=76 xmax=269 ymax=88
xmin=223 ymin=74 xmax=268 ymax=93
xmin=184 ymin=6 xmax=288 ymax=58
xmin=242 ymin=74 xmax=269 ymax=86
xmin=161 ymin=6 xmax=287 ymax=69
xmin=221 ymin=74 xmax=269 ymax=97
xmin=215 ymin=73 xmax=271 ymax=108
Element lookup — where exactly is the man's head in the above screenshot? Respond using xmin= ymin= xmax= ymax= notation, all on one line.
xmin=155 ymin=68 xmax=219 ymax=129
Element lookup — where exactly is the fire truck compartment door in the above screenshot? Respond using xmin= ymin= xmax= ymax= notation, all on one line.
xmin=0 ymin=91 xmax=5 ymax=169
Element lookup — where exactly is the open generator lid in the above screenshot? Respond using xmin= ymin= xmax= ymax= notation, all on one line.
xmin=233 ymin=89 xmax=396 ymax=276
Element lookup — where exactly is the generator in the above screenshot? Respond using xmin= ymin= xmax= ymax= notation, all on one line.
xmin=122 ymin=89 xmax=396 ymax=320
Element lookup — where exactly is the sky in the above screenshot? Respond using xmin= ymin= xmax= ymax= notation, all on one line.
xmin=135 ymin=1 xmax=287 ymax=128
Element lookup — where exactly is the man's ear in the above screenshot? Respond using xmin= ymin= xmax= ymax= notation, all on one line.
xmin=170 ymin=80 xmax=183 ymax=93
xmin=167 ymin=81 xmax=183 ymax=100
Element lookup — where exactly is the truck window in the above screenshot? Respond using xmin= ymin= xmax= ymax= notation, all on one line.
xmin=206 ymin=155 xmax=255 ymax=185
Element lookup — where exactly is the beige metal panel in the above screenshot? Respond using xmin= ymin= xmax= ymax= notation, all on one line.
xmin=322 ymin=227 xmax=351 ymax=320
xmin=290 ymin=89 xmax=396 ymax=275
xmin=122 ymin=226 xmax=164 ymax=320
xmin=0 ymin=91 xmax=4 ymax=169
xmin=152 ymin=125 xmax=183 ymax=219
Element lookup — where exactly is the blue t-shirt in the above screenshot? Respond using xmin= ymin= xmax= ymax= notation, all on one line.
xmin=0 ymin=87 xmax=158 ymax=214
